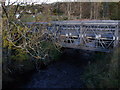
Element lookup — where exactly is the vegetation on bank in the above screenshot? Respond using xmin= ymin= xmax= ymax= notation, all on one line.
xmin=2 ymin=40 xmax=61 ymax=88
xmin=82 ymin=48 xmax=120 ymax=88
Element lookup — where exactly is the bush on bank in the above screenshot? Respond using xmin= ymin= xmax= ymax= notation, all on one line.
xmin=82 ymin=48 xmax=120 ymax=88
xmin=2 ymin=39 xmax=61 ymax=88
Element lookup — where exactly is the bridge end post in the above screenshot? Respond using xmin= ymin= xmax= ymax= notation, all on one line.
xmin=114 ymin=23 xmax=119 ymax=47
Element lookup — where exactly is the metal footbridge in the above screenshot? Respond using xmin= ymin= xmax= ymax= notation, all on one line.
xmin=26 ymin=20 xmax=120 ymax=52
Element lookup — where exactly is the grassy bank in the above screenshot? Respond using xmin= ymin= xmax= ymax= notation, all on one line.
xmin=82 ymin=48 xmax=120 ymax=88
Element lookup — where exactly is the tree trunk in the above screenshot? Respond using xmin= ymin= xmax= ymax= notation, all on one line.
xmin=79 ymin=2 xmax=82 ymax=19
xmin=67 ymin=2 xmax=71 ymax=20
xmin=90 ymin=2 xmax=93 ymax=19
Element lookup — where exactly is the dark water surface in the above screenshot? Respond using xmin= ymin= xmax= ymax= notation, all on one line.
xmin=21 ymin=49 xmax=93 ymax=88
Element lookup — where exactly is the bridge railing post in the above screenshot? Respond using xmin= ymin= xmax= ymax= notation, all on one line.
xmin=114 ymin=23 xmax=119 ymax=47
xmin=118 ymin=21 xmax=120 ymax=46
xmin=80 ymin=22 xmax=83 ymax=46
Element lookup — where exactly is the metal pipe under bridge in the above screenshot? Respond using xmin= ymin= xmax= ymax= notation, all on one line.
xmin=26 ymin=20 xmax=120 ymax=52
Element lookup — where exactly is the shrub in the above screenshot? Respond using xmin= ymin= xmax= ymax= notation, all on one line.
xmin=82 ymin=48 xmax=120 ymax=88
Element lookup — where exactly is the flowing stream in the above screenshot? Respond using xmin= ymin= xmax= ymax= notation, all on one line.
xmin=22 ymin=49 xmax=93 ymax=88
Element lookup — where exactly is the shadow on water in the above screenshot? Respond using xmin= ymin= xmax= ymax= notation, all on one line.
xmin=3 ymin=48 xmax=95 ymax=88
xmin=60 ymin=48 xmax=94 ymax=65
xmin=21 ymin=48 xmax=95 ymax=88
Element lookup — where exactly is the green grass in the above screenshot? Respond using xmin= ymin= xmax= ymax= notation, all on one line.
xmin=20 ymin=14 xmax=79 ymax=22
xmin=82 ymin=48 xmax=120 ymax=88
xmin=20 ymin=15 xmax=36 ymax=22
